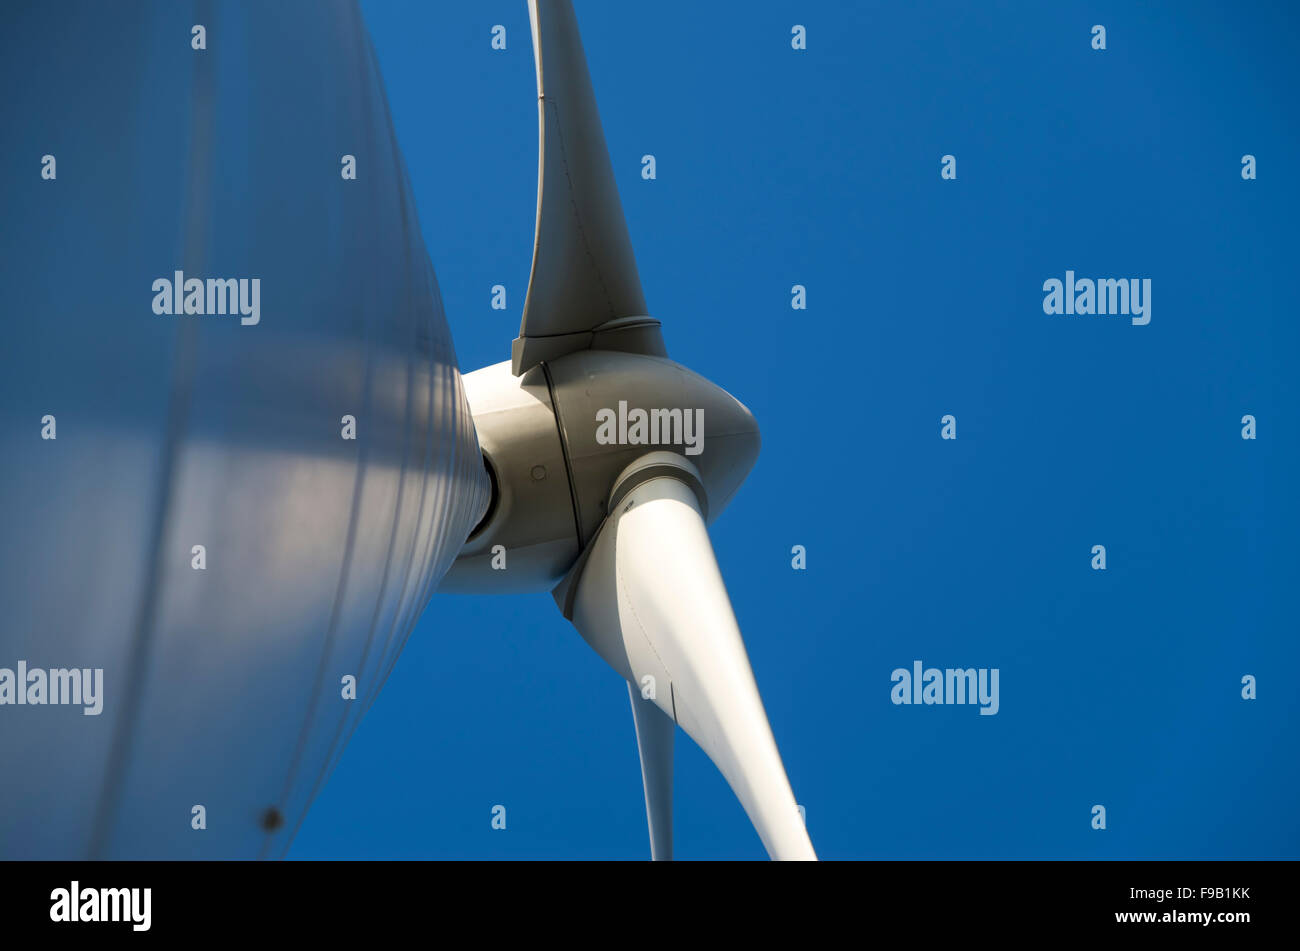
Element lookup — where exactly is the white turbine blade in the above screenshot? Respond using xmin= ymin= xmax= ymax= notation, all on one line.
xmin=515 ymin=0 xmax=664 ymax=375
xmin=627 ymin=680 xmax=674 ymax=861
xmin=570 ymin=476 xmax=816 ymax=860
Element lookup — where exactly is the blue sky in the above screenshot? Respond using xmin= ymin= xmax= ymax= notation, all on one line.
xmin=290 ymin=0 xmax=1300 ymax=859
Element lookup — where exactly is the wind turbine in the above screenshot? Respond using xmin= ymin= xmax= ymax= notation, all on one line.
xmin=0 ymin=0 xmax=812 ymax=862
xmin=440 ymin=0 xmax=816 ymax=861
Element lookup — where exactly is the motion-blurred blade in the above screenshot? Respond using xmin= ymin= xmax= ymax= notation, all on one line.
xmin=566 ymin=474 xmax=816 ymax=860
xmin=0 ymin=1 xmax=489 ymax=860
xmin=627 ymin=680 xmax=674 ymax=860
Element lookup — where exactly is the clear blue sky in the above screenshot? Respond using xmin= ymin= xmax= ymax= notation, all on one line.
xmin=291 ymin=0 xmax=1300 ymax=859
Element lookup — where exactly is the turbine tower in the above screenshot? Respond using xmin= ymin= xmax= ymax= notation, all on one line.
xmin=441 ymin=0 xmax=817 ymax=861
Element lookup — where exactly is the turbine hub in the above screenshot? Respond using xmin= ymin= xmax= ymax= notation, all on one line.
xmin=440 ymin=349 xmax=760 ymax=593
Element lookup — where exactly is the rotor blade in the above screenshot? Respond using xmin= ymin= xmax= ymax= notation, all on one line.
xmin=627 ymin=680 xmax=674 ymax=860
xmin=567 ymin=475 xmax=816 ymax=860
xmin=514 ymin=0 xmax=664 ymax=376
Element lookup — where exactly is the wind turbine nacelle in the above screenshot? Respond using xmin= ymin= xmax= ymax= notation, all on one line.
xmin=439 ymin=349 xmax=761 ymax=594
